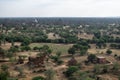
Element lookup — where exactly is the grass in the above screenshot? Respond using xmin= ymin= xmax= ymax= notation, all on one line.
xmin=30 ymin=43 xmax=73 ymax=54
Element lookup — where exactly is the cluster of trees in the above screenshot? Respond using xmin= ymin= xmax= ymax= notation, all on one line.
xmin=0 ymin=64 xmax=16 ymax=80
xmin=68 ymin=40 xmax=90 ymax=56
xmin=0 ymin=42 xmax=31 ymax=60
xmin=93 ymin=62 xmax=120 ymax=75
xmin=0 ymin=17 xmax=120 ymax=45
xmin=32 ymin=68 xmax=56 ymax=80
xmin=87 ymin=54 xmax=97 ymax=63
xmin=36 ymin=45 xmax=52 ymax=59
xmin=110 ymin=43 xmax=120 ymax=49
xmin=64 ymin=66 xmax=95 ymax=80
xmin=50 ymin=51 xmax=63 ymax=65
xmin=63 ymin=53 xmax=120 ymax=80
xmin=0 ymin=47 xmax=5 ymax=58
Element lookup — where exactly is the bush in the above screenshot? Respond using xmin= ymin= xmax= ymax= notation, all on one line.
xmin=33 ymin=46 xmax=39 ymax=51
xmin=51 ymin=56 xmax=58 ymax=62
xmin=87 ymin=54 xmax=97 ymax=63
xmin=7 ymin=78 xmax=18 ymax=80
xmin=57 ymin=60 xmax=63 ymax=65
xmin=21 ymin=46 xmax=31 ymax=51
xmin=106 ymin=49 xmax=112 ymax=55
xmin=64 ymin=66 xmax=78 ymax=77
xmin=32 ymin=76 xmax=45 ymax=80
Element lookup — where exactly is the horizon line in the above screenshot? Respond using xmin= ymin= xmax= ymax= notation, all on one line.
xmin=0 ymin=16 xmax=120 ymax=18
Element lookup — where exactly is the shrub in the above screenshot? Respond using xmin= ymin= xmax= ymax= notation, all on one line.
xmin=32 ymin=76 xmax=45 ymax=80
xmin=64 ymin=66 xmax=78 ymax=77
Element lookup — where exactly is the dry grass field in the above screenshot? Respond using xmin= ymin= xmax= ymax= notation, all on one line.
xmin=1 ymin=42 xmax=21 ymax=50
xmin=77 ymin=33 xmax=94 ymax=40
xmin=47 ymin=33 xmax=60 ymax=39
xmin=88 ymin=44 xmax=120 ymax=55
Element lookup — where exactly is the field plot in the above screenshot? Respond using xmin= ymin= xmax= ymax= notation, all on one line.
xmin=47 ymin=33 xmax=60 ymax=39
xmin=78 ymin=33 xmax=94 ymax=40
xmin=1 ymin=42 xmax=21 ymax=50
xmin=30 ymin=43 xmax=73 ymax=54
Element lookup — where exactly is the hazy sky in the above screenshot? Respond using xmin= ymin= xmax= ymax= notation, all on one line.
xmin=0 ymin=0 xmax=120 ymax=17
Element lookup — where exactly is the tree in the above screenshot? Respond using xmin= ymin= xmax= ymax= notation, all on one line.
xmin=102 ymin=65 xmax=109 ymax=73
xmin=0 ymin=40 xmax=2 ymax=46
xmin=80 ymin=46 xmax=88 ymax=56
xmin=21 ymin=38 xmax=31 ymax=46
xmin=32 ymin=76 xmax=45 ymax=80
xmin=8 ymin=46 xmax=19 ymax=53
xmin=51 ymin=51 xmax=63 ymax=65
xmin=6 ymin=52 xmax=14 ymax=59
xmin=103 ymin=43 xmax=107 ymax=48
xmin=113 ymin=62 xmax=120 ymax=72
xmin=47 ymin=49 xmax=52 ymax=56
xmin=0 ymin=47 xmax=5 ymax=58
xmin=64 ymin=66 xmax=78 ymax=77
xmin=68 ymin=47 xmax=76 ymax=55
xmin=73 ymin=40 xmax=89 ymax=56
xmin=106 ymin=49 xmax=112 ymax=55
xmin=56 ymin=51 xmax=62 ymax=57
xmin=110 ymin=44 xmax=116 ymax=49
xmin=40 ymin=45 xmax=52 ymax=56
xmin=94 ymin=32 xmax=101 ymax=39
xmin=0 ymin=64 xmax=10 ymax=80
xmin=45 ymin=69 xmax=55 ymax=80
xmin=0 ymin=33 xmax=6 ymax=45
xmin=17 ymin=67 xmax=24 ymax=77
xmin=33 ymin=46 xmax=39 ymax=51
xmin=1 ymin=64 xmax=9 ymax=71
xmin=42 ymin=45 xmax=49 ymax=50
xmin=73 ymin=71 xmax=95 ymax=80
xmin=11 ymin=40 xmax=15 ymax=46
xmin=21 ymin=46 xmax=31 ymax=51
xmin=93 ymin=64 xmax=101 ymax=74
xmin=0 ymin=71 xmax=9 ymax=80
xmin=87 ymin=54 xmax=97 ymax=63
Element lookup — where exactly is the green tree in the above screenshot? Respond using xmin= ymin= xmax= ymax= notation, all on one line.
xmin=113 ymin=62 xmax=120 ymax=72
xmin=0 ymin=64 xmax=10 ymax=80
xmin=80 ymin=49 xmax=87 ymax=56
xmin=0 ymin=47 xmax=5 ymax=59
xmin=106 ymin=49 xmax=112 ymax=55
xmin=32 ymin=76 xmax=45 ymax=80
xmin=68 ymin=47 xmax=76 ymax=56
xmin=73 ymin=71 xmax=95 ymax=80
xmin=65 ymin=66 xmax=78 ymax=77
xmin=8 ymin=46 xmax=19 ymax=53
xmin=21 ymin=46 xmax=31 ymax=51
xmin=11 ymin=40 xmax=15 ymax=46
xmin=21 ymin=38 xmax=31 ymax=46
xmin=0 ymin=71 xmax=9 ymax=80
xmin=93 ymin=64 xmax=101 ymax=74
xmin=45 ymin=69 xmax=55 ymax=80
xmin=56 ymin=51 xmax=62 ymax=57
xmin=1 ymin=64 xmax=9 ymax=71
xmin=87 ymin=54 xmax=97 ymax=63
xmin=33 ymin=46 xmax=39 ymax=51
xmin=0 ymin=33 xmax=6 ymax=45
xmin=102 ymin=65 xmax=109 ymax=73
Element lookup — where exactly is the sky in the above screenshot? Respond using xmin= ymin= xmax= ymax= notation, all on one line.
xmin=0 ymin=0 xmax=120 ymax=17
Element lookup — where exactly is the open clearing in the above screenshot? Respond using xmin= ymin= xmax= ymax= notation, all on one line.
xmin=30 ymin=43 xmax=73 ymax=54
xmin=47 ymin=33 xmax=60 ymax=39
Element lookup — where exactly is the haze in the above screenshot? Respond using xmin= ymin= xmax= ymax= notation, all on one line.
xmin=0 ymin=0 xmax=120 ymax=17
